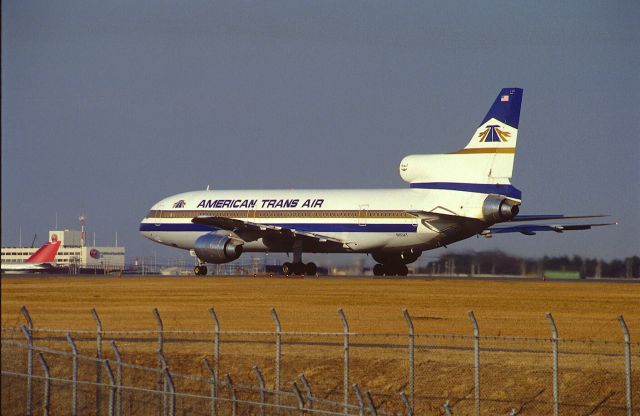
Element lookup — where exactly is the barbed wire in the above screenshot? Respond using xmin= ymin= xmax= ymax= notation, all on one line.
xmin=1 ymin=340 xmax=298 ymax=397
xmin=3 ymin=325 xmax=636 ymax=347
xmin=3 ymin=354 xmax=388 ymax=416
xmin=1 ymin=370 xmax=368 ymax=416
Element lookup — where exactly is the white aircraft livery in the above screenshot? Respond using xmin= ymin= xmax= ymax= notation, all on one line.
xmin=140 ymin=88 xmax=614 ymax=276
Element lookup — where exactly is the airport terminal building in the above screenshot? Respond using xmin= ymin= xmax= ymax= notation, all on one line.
xmin=1 ymin=229 xmax=125 ymax=271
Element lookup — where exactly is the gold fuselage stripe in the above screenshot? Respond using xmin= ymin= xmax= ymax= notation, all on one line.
xmin=451 ymin=148 xmax=516 ymax=154
xmin=146 ymin=210 xmax=414 ymax=220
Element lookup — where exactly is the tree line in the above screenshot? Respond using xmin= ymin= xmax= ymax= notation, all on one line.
xmin=418 ymin=251 xmax=640 ymax=278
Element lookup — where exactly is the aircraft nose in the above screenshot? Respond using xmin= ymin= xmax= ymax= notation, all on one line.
xmin=139 ymin=210 xmax=155 ymax=240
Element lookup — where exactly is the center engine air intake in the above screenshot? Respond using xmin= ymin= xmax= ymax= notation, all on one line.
xmin=194 ymin=233 xmax=243 ymax=264
xmin=482 ymin=195 xmax=520 ymax=222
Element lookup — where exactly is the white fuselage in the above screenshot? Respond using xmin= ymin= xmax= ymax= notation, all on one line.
xmin=0 ymin=262 xmax=56 ymax=273
xmin=139 ymin=188 xmax=492 ymax=254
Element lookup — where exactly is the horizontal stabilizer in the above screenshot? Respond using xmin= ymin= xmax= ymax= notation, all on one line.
xmin=510 ymin=214 xmax=608 ymax=222
xmin=486 ymin=222 xmax=617 ymax=236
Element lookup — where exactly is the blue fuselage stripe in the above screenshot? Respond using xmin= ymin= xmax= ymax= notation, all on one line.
xmin=409 ymin=182 xmax=522 ymax=199
xmin=139 ymin=223 xmax=417 ymax=233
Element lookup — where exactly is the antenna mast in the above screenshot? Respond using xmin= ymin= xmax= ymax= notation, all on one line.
xmin=79 ymin=214 xmax=86 ymax=247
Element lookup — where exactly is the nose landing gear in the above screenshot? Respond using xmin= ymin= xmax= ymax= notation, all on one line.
xmin=194 ymin=265 xmax=207 ymax=276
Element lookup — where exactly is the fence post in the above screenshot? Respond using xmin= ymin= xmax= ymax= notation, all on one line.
xmin=209 ymin=308 xmax=221 ymax=381
xmin=618 ymin=315 xmax=633 ymax=416
xmin=20 ymin=324 xmax=34 ymax=416
xmin=271 ymin=308 xmax=282 ymax=413
xmin=153 ymin=307 xmax=164 ymax=353
xmin=300 ymin=373 xmax=314 ymax=411
xmin=338 ymin=308 xmax=350 ymax=415
xmin=164 ymin=368 xmax=176 ymax=416
xmin=443 ymin=400 xmax=452 ymax=416
xmin=104 ymin=360 xmax=116 ymax=416
xmin=468 ymin=310 xmax=480 ymax=416
xmin=67 ymin=333 xmax=79 ymax=416
xmin=203 ymin=358 xmax=218 ymax=416
xmin=20 ymin=305 xmax=34 ymax=330
xmin=546 ymin=312 xmax=559 ymax=416
xmin=400 ymin=391 xmax=414 ymax=416
xmin=21 ymin=306 xmax=34 ymax=416
xmin=37 ymin=352 xmax=51 ymax=416
xmin=366 ymin=391 xmax=379 ymax=416
xmin=159 ymin=351 xmax=169 ymax=416
xmin=154 ymin=308 xmax=166 ymax=415
xmin=226 ymin=374 xmax=237 ymax=416
xmin=403 ymin=309 xmax=415 ymax=408
xmin=92 ymin=308 xmax=104 ymax=416
xmin=110 ymin=341 xmax=123 ymax=416
xmin=353 ymin=384 xmax=365 ymax=416
xmin=292 ymin=382 xmax=305 ymax=416
xmin=253 ymin=366 xmax=266 ymax=416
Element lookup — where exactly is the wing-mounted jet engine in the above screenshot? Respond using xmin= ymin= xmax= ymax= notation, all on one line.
xmin=193 ymin=233 xmax=243 ymax=275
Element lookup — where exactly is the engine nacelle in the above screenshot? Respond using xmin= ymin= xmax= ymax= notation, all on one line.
xmin=194 ymin=234 xmax=243 ymax=264
xmin=482 ymin=195 xmax=520 ymax=222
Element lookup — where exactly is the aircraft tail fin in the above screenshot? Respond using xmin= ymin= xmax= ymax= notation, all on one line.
xmin=399 ymin=88 xmax=523 ymax=200
xmin=458 ymin=88 xmax=522 ymax=154
xmin=26 ymin=241 xmax=61 ymax=263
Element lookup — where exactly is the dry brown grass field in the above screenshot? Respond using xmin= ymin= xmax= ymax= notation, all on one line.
xmin=2 ymin=275 xmax=639 ymax=415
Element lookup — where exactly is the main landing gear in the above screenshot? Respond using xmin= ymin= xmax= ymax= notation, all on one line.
xmin=194 ymin=265 xmax=208 ymax=276
xmin=282 ymin=239 xmax=317 ymax=276
xmin=282 ymin=262 xmax=317 ymax=276
xmin=372 ymin=263 xmax=409 ymax=276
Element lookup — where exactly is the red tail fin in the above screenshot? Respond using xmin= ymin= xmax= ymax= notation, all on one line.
xmin=26 ymin=241 xmax=61 ymax=263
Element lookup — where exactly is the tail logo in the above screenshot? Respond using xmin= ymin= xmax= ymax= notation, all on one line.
xmin=478 ymin=125 xmax=511 ymax=143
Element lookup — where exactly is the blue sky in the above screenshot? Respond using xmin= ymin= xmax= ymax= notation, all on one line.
xmin=2 ymin=1 xmax=639 ymax=265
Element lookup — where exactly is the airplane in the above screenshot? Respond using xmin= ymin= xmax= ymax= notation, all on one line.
xmin=1 ymin=240 xmax=62 ymax=273
xmin=140 ymin=88 xmax=615 ymax=276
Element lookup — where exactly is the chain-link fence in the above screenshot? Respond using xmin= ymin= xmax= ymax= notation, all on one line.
xmin=2 ymin=306 xmax=638 ymax=415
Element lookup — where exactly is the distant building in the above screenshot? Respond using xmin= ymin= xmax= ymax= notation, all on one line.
xmin=1 ymin=229 xmax=125 ymax=270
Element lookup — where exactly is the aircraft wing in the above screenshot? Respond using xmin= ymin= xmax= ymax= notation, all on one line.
xmin=192 ymin=216 xmax=346 ymax=244
xmin=484 ymin=222 xmax=617 ymax=236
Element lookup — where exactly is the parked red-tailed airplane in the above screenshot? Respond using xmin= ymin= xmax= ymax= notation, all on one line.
xmin=1 ymin=241 xmax=62 ymax=273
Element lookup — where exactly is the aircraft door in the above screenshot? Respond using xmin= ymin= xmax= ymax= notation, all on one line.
xmin=358 ymin=204 xmax=369 ymax=226
xmin=154 ymin=204 xmax=164 ymax=226
xmin=409 ymin=205 xmax=418 ymax=229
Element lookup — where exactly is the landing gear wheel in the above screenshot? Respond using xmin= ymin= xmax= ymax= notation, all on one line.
xmin=305 ymin=262 xmax=317 ymax=276
xmin=194 ymin=265 xmax=207 ymax=276
xmin=293 ymin=262 xmax=306 ymax=276
xmin=282 ymin=262 xmax=293 ymax=276
xmin=373 ymin=264 xmax=384 ymax=276
xmin=382 ymin=264 xmax=404 ymax=276
xmin=382 ymin=264 xmax=394 ymax=276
